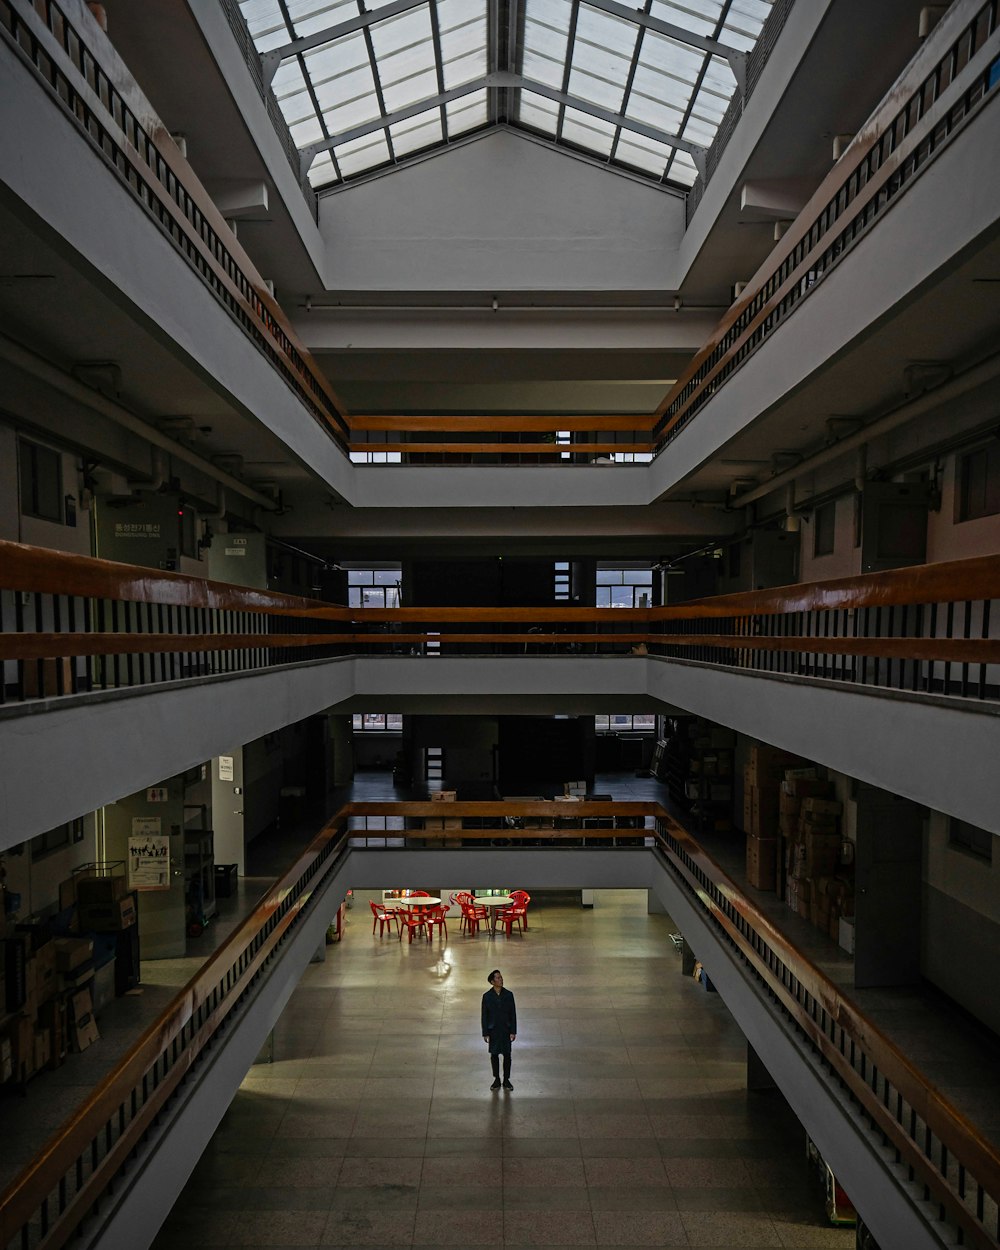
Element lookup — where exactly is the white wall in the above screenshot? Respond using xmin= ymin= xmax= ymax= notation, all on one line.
xmin=320 ymin=130 xmax=685 ymax=293
xmin=922 ymin=810 xmax=1000 ymax=1034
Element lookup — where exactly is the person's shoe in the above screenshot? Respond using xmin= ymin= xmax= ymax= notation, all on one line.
xmin=502 ymin=1079 xmax=513 ymax=1090
xmin=490 ymin=1078 xmax=501 ymax=1089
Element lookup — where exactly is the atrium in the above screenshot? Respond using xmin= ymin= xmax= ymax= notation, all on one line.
xmin=1 ymin=1 xmax=1000 ymax=1248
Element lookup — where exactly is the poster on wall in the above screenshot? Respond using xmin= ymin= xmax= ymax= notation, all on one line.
xmin=128 ymin=817 xmax=170 ymax=891
xmin=218 ymin=756 xmax=234 ymax=781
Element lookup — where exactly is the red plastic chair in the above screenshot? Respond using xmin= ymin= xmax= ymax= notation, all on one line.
xmin=509 ymin=890 xmax=531 ymax=930
xmin=460 ymin=900 xmax=487 ymax=936
xmin=497 ymin=901 xmax=526 ymax=938
xmin=397 ymin=907 xmax=428 ymax=943
xmin=370 ymin=900 xmax=398 ymax=937
xmin=425 ymin=903 xmax=448 ymax=940
xmin=410 ymin=890 xmax=431 ymax=897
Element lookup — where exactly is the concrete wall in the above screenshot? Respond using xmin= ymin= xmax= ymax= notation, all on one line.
xmin=3 ymin=653 xmax=998 ymax=849
xmin=923 ymin=809 xmax=1000 ymax=1035
xmin=320 ymin=130 xmax=685 ymax=293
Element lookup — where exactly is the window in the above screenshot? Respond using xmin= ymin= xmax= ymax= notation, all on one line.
xmin=19 ymin=439 xmax=63 ymax=522
xmin=595 ymin=714 xmax=656 ymax=732
xmin=595 ymin=567 xmax=654 ymax=608
xmin=352 ymin=714 xmax=403 ymax=732
xmin=554 ymin=561 xmax=570 ymax=602
xmin=347 ymin=569 xmax=401 ymax=608
xmin=31 ymin=816 xmax=85 ymax=860
xmin=949 ymin=817 xmax=993 ymax=862
xmin=959 ymin=444 xmax=1000 ymax=521
xmin=813 ymin=500 xmax=837 ymax=557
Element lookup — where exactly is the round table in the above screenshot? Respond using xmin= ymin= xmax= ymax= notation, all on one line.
xmin=390 ymin=895 xmax=441 ymax=908
xmin=475 ymin=895 xmax=514 ymax=933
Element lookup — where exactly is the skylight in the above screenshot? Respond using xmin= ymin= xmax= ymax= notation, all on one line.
xmin=239 ymin=0 xmax=774 ymax=192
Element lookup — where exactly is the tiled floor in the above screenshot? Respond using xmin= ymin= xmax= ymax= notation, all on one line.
xmin=151 ymin=889 xmax=854 ymax=1249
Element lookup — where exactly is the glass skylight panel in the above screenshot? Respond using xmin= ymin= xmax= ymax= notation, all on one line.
xmin=569 ymin=5 xmax=639 ymax=113
xmin=614 ymin=131 xmax=671 ymax=177
xmin=238 ymin=0 xmax=288 ymax=51
xmin=649 ymin=0 xmax=721 ymax=40
xmin=389 ymin=109 xmax=444 ymax=157
xmin=561 ymin=107 xmax=615 ymax=157
xmin=283 ymin=0 xmax=356 ymax=39
xmin=308 ymin=151 xmax=337 ymax=187
xmin=307 ymin=35 xmax=381 ymax=135
xmin=521 ymin=0 xmax=572 ymax=89
xmin=720 ymin=0 xmax=774 ymax=51
xmin=272 ymin=58 xmax=321 ymax=131
xmin=369 ymin=7 xmax=438 ymax=115
xmin=667 ymin=147 xmax=699 ymax=186
xmin=334 ymin=130 xmax=391 ymax=177
xmin=241 ymin=0 xmax=774 ymax=190
xmin=437 ymin=0 xmax=488 ymax=91
xmin=518 ymin=90 xmax=560 ymax=137
xmin=445 ymin=88 xmax=489 ymax=135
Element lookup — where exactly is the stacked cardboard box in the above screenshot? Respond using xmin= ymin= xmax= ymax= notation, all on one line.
xmin=0 ymin=930 xmax=89 ymax=1089
xmin=742 ymin=746 xmax=806 ymax=892
xmin=746 ymin=833 xmax=778 ymax=890
xmin=783 ymin=790 xmax=855 ymax=938
xmin=424 ymin=789 xmax=461 ymax=842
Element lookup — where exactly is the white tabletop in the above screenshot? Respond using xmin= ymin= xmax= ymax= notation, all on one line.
xmin=389 ymin=896 xmax=442 ymax=907
xmin=475 ymin=895 xmax=513 ymax=908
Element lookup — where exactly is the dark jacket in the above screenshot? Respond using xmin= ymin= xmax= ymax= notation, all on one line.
xmin=481 ymin=986 xmax=517 ymax=1053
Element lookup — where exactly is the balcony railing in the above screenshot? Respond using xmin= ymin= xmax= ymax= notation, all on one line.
xmin=2 ymin=540 xmax=998 ymax=706
xmin=655 ymin=0 xmax=1000 ymax=451
xmin=1 ymin=803 xmax=998 ymax=1250
xmin=0 ymin=0 xmax=350 ymax=449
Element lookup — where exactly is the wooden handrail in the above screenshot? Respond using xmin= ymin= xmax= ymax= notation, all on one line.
xmin=653 ymin=0 xmax=1000 ymax=445
xmin=3 ymin=0 xmax=350 ymax=446
xmin=2 ymin=802 xmax=999 ymax=1248
xmin=349 ymin=442 xmax=653 ymax=456
xmin=351 ymin=414 xmax=657 ymax=432
xmin=654 ymin=809 xmax=1000 ymax=1248
xmin=0 ymin=816 xmax=349 ymax=1249
xmin=0 ymin=540 xmax=333 ymax=614
xmin=3 ymin=540 xmax=998 ymax=618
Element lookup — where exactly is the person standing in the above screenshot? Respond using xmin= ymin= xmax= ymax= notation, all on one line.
xmin=481 ymin=969 xmax=517 ymax=1090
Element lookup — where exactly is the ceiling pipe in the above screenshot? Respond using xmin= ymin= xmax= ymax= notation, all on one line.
xmin=730 ymin=349 xmax=1000 ymax=511
xmin=127 ymin=446 xmax=166 ymax=494
xmin=0 ymin=333 xmax=279 ymax=511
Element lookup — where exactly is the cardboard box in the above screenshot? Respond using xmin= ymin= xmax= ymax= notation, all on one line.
xmin=803 ymin=831 xmax=842 ymax=876
xmin=430 ymin=790 xmax=457 ymax=801
xmin=32 ymin=942 xmax=58 ymax=1004
xmin=69 ymin=989 xmax=100 ymax=1052
xmin=78 ymin=896 xmax=136 ymax=933
xmin=746 ymin=835 xmax=777 ymax=890
xmin=748 ymin=745 xmax=802 ymax=784
xmin=782 ymin=776 xmax=832 ymax=799
xmin=76 ymin=875 xmax=128 ymax=906
xmin=22 ymin=657 xmax=73 ymax=699
xmin=58 ymin=964 xmax=94 ymax=995
xmin=33 ymin=1029 xmax=51 ymax=1073
xmin=801 ymin=797 xmax=842 ymax=818
xmin=751 ymin=788 xmax=779 ymax=836
xmin=742 ymin=786 xmax=755 ymax=832
xmin=53 ymin=937 xmax=94 ymax=973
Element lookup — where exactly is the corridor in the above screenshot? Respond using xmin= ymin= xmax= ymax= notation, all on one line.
xmin=151 ymin=890 xmax=852 ymax=1248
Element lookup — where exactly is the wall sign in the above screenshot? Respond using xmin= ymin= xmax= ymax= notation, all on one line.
xmin=128 ymin=818 xmax=170 ymax=891
xmin=218 ymin=755 xmax=234 ymax=781
xmin=146 ymin=787 xmax=168 ymax=803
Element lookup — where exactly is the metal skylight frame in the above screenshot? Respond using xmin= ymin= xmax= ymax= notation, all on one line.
xmin=238 ymin=0 xmax=772 ymax=192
